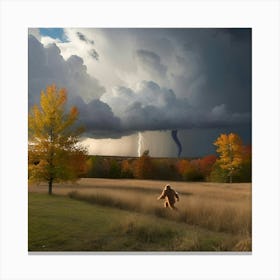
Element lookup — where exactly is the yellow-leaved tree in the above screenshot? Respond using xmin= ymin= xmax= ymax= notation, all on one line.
xmin=213 ymin=133 xmax=243 ymax=183
xmin=28 ymin=85 xmax=88 ymax=195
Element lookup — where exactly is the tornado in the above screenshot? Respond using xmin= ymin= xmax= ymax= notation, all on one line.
xmin=171 ymin=130 xmax=182 ymax=158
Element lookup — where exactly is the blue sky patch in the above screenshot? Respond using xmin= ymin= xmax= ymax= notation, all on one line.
xmin=39 ymin=28 xmax=68 ymax=42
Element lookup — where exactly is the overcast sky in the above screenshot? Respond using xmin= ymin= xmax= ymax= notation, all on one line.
xmin=28 ymin=28 xmax=251 ymax=158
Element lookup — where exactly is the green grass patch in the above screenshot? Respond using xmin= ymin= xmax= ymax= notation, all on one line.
xmin=29 ymin=193 xmax=250 ymax=252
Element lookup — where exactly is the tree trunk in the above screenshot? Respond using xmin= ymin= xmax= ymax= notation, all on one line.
xmin=48 ymin=178 xmax=53 ymax=195
xmin=229 ymin=175 xmax=232 ymax=183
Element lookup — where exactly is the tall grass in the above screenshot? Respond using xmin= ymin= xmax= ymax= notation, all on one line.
xmin=30 ymin=193 xmax=247 ymax=251
xmin=30 ymin=178 xmax=251 ymax=250
xmin=68 ymin=187 xmax=251 ymax=236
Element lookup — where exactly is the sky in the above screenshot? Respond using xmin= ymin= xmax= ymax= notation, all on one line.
xmin=28 ymin=28 xmax=252 ymax=158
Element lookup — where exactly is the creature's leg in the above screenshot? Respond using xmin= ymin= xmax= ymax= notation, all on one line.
xmin=170 ymin=203 xmax=177 ymax=210
xmin=164 ymin=201 xmax=168 ymax=208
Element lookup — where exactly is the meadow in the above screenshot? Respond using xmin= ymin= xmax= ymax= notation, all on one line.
xmin=28 ymin=178 xmax=252 ymax=252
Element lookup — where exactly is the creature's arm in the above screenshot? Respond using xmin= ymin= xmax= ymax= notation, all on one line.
xmin=157 ymin=190 xmax=166 ymax=200
xmin=175 ymin=191 xmax=179 ymax=201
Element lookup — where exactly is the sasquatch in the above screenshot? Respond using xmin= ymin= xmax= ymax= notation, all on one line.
xmin=157 ymin=185 xmax=179 ymax=210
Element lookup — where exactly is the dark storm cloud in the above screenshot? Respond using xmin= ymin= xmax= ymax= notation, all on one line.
xmin=102 ymin=80 xmax=250 ymax=133
xmin=175 ymin=28 xmax=252 ymax=114
xmin=29 ymin=28 xmax=251 ymax=141
xmin=28 ymin=34 xmax=121 ymax=137
xmin=70 ymin=96 xmax=122 ymax=138
xmin=103 ymin=27 xmax=251 ymax=116
xmin=28 ymin=34 xmax=105 ymax=108
xmin=119 ymin=28 xmax=251 ymax=115
xmin=136 ymin=49 xmax=167 ymax=77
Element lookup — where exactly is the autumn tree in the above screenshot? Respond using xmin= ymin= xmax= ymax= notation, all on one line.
xmin=199 ymin=155 xmax=217 ymax=179
xmin=121 ymin=159 xmax=134 ymax=178
xmin=176 ymin=159 xmax=202 ymax=181
xmin=28 ymin=85 xmax=88 ymax=195
xmin=133 ymin=150 xmax=154 ymax=179
xmin=176 ymin=159 xmax=189 ymax=179
xmin=213 ymin=133 xmax=243 ymax=183
xmin=153 ymin=159 xmax=178 ymax=180
xmin=235 ymin=145 xmax=252 ymax=182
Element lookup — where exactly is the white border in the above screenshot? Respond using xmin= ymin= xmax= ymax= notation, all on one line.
xmin=1 ymin=0 xmax=279 ymax=279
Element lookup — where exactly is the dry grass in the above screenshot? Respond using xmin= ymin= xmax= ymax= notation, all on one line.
xmin=29 ymin=178 xmax=251 ymax=237
xmin=29 ymin=193 xmax=246 ymax=251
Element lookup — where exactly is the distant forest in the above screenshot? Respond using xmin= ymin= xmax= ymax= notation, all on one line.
xmin=84 ymin=147 xmax=252 ymax=183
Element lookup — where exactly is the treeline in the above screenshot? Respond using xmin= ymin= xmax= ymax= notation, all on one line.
xmin=84 ymin=146 xmax=251 ymax=183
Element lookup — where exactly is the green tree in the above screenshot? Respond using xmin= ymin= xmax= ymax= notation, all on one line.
xmin=108 ymin=159 xmax=121 ymax=178
xmin=213 ymin=133 xmax=243 ymax=183
xmin=86 ymin=156 xmax=108 ymax=178
xmin=209 ymin=161 xmax=228 ymax=182
xmin=28 ymin=85 xmax=87 ymax=195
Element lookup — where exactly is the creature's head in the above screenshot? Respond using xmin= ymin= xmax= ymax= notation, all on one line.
xmin=165 ymin=185 xmax=171 ymax=190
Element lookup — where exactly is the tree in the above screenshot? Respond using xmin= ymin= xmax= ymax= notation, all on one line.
xmin=209 ymin=161 xmax=228 ymax=183
xmin=108 ymin=159 xmax=121 ymax=178
xmin=153 ymin=159 xmax=178 ymax=180
xmin=133 ymin=150 xmax=154 ymax=179
xmin=121 ymin=159 xmax=134 ymax=178
xmin=28 ymin=85 xmax=87 ymax=194
xmin=199 ymin=155 xmax=217 ymax=180
xmin=213 ymin=133 xmax=243 ymax=183
xmin=235 ymin=145 xmax=252 ymax=182
xmin=176 ymin=159 xmax=202 ymax=181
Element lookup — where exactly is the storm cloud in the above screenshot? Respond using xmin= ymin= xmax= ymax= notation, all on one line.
xmin=136 ymin=49 xmax=167 ymax=77
xmin=28 ymin=34 xmax=104 ymax=107
xmin=28 ymin=28 xmax=251 ymax=144
xmin=101 ymin=80 xmax=250 ymax=133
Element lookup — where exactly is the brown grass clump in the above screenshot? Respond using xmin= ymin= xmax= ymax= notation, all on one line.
xmin=233 ymin=237 xmax=252 ymax=251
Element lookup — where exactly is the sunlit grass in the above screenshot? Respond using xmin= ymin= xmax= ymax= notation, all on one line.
xmin=29 ymin=193 xmax=245 ymax=251
xmin=29 ymin=178 xmax=252 ymax=251
xmin=68 ymin=186 xmax=251 ymax=235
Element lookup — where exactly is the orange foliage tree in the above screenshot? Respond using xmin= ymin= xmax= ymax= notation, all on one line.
xmin=176 ymin=159 xmax=202 ymax=181
xmin=236 ymin=145 xmax=252 ymax=182
xmin=133 ymin=150 xmax=154 ymax=179
xmin=199 ymin=155 xmax=217 ymax=179
xmin=28 ymin=85 xmax=88 ymax=194
xmin=214 ymin=133 xmax=243 ymax=183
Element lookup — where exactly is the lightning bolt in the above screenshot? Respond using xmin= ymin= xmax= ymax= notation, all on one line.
xmin=138 ymin=132 xmax=143 ymax=157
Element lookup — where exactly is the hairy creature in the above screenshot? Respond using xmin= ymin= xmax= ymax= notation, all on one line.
xmin=157 ymin=185 xmax=179 ymax=210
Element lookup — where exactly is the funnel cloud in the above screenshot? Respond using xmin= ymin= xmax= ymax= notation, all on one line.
xmin=171 ymin=130 xmax=182 ymax=158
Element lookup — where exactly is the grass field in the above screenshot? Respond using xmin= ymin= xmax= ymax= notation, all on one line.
xmin=28 ymin=178 xmax=252 ymax=252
